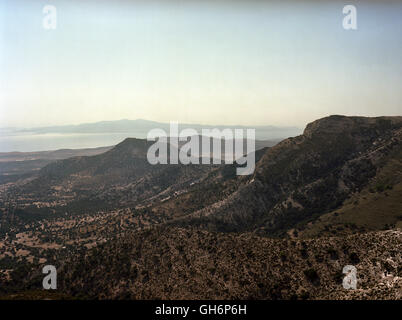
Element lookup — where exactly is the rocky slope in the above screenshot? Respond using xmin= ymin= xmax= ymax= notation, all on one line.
xmin=54 ymin=226 xmax=401 ymax=300
xmin=167 ymin=116 xmax=402 ymax=236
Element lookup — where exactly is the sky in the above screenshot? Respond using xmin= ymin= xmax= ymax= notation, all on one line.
xmin=1 ymin=0 xmax=402 ymax=128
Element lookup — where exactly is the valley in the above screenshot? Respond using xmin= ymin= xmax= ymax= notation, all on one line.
xmin=0 ymin=115 xmax=401 ymax=300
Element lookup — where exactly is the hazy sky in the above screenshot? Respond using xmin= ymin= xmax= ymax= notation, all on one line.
xmin=1 ymin=0 xmax=402 ymax=128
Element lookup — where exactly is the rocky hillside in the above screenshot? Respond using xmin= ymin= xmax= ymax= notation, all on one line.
xmin=166 ymin=116 xmax=402 ymax=237
xmin=54 ymin=226 xmax=401 ymax=300
xmin=4 ymin=138 xmax=218 ymax=222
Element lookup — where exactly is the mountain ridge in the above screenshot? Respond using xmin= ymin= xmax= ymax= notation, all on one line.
xmin=7 ymin=119 xmax=302 ymax=141
xmin=164 ymin=115 xmax=402 ymax=236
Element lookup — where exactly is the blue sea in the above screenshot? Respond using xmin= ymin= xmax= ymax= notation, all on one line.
xmin=0 ymin=132 xmax=138 ymax=152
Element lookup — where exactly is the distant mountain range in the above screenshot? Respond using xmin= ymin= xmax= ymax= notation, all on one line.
xmin=10 ymin=119 xmax=302 ymax=141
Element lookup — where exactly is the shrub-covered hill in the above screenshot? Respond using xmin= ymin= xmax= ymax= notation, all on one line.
xmin=54 ymin=226 xmax=401 ymax=300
